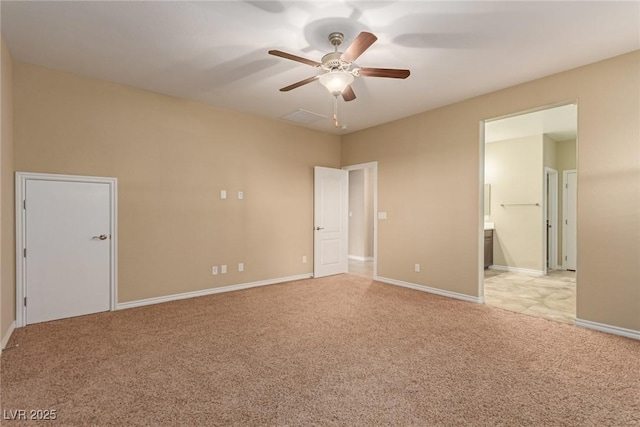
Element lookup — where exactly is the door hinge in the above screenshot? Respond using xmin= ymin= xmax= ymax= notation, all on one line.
xmin=23 ymin=248 xmax=26 ymax=258
xmin=23 ymin=200 xmax=26 ymax=209
xmin=565 ymin=255 xmax=568 ymax=261
xmin=24 ymin=297 xmax=27 ymax=307
xmin=565 ymin=184 xmax=568 ymax=189
xmin=565 ymin=219 xmax=568 ymax=225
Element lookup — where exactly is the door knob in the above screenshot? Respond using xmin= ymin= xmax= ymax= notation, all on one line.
xmin=92 ymin=234 xmax=108 ymax=240
xmin=315 ymin=226 xmax=324 ymax=231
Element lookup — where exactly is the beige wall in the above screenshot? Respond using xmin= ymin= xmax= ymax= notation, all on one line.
xmin=4 ymin=50 xmax=639 ymax=334
xmin=1 ymin=37 xmax=15 ymax=345
xmin=543 ymin=135 xmax=557 ymax=170
xmin=486 ymin=135 xmax=544 ymax=271
xmin=343 ymin=112 xmax=481 ymax=295
xmin=13 ymin=63 xmax=341 ymax=303
xmin=343 ymin=51 xmax=640 ymax=331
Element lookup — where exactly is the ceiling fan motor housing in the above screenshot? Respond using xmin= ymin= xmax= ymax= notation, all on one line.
xmin=321 ymin=51 xmax=350 ymax=71
xmin=321 ymin=32 xmax=352 ymax=71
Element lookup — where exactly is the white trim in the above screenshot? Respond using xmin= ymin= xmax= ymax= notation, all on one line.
xmin=343 ymin=162 xmax=378 ymax=279
xmin=348 ymin=255 xmax=373 ymax=261
xmin=1 ymin=321 xmax=16 ymax=350
xmin=544 ymin=167 xmax=559 ymax=271
xmin=479 ymin=120 xmax=486 ymax=298
xmin=15 ymin=172 xmax=118 ymax=327
xmin=376 ymin=276 xmax=484 ymax=304
xmin=576 ymin=318 xmax=640 ymax=341
xmin=116 ymin=274 xmax=312 ymax=310
xmin=489 ymin=265 xmax=545 ymax=276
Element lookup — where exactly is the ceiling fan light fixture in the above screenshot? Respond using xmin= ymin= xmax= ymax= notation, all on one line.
xmin=319 ymin=70 xmax=354 ymax=96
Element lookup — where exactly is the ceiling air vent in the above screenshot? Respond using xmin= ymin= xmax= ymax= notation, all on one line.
xmin=281 ymin=109 xmax=328 ymax=124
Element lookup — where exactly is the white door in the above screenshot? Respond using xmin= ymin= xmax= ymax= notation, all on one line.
xmin=564 ymin=170 xmax=577 ymax=271
xmin=314 ymin=166 xmax=348 ymax=277
xmin=24 ymin=179 xmax=112 ymax=324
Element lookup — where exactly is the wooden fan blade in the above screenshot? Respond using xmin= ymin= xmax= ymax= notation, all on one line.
xmin=341 ymin=32 xmax=377 ymax=63
xmin=342 ymin=85 xmax=356 ymax=102
xmin=359 ymin=67 xmax=411 ymax=79
xmin=280 ymin=75 xmax=319 ymax=92
xmin=268 ymin=50 xmax=321 ymax=67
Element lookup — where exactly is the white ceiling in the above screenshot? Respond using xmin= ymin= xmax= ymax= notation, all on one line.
xmin=1 ymin=1 xmax=638 ymax=135
xmin=485 ymin=103 xmax=577 ymax=143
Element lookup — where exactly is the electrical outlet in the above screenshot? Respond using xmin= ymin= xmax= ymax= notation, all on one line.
xmin=221 ymin=265 xmax=227 ymax=274
xmin=302 ymin=255 xmax=307 ymax=264
xmin=238 ymin=263 xmax=244 ymax=272
xmin=212 ymin=266 xmax=218 ymax=275
xmin=414 ymin=264 xmax=420 ymax=272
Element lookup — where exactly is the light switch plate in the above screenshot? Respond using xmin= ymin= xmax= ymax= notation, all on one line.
xmin=220 ymin=190 xmax=227 ymax=199
xmin=238 ymin=191 xmax=244 ymax=200
xmin=378 ymin=212 xmax=387 ymax=220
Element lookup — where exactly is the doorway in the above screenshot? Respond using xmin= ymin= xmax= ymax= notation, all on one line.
xmin=16 ymin=172 xmax=117 ymax=326
xmin=312 ymin=162 xmax=378 ymax=279
xmin=481 ymin=104 xmax=577 ymax=323
xmin=344 ymin=162 xmax=377 ymax=279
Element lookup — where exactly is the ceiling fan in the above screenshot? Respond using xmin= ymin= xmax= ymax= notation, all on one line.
xmin=269 ymin=31 xmax=410 ymax=127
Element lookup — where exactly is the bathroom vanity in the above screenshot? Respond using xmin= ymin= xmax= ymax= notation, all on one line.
xmin=484 ymin=222 xmax=494 ymax=269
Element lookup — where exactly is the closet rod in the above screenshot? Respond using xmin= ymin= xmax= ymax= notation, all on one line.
xmin=500 ymin=203 xmax=540 ymax=207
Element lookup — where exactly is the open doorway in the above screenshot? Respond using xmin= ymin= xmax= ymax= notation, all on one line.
xmin=481 ymin=104 xmax=577 ymax=324
xmin=344 ymin=162 xmax=377 ymax=279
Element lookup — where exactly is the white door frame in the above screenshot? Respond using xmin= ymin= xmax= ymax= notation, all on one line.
xmin=15 ymin=172 xmax=118 ymax=327
xmin=479 ymin=121 xmax=486 ymax=298
xmin=562 ymin=169 xmax=577 ymax=270
xmin=343 ymin=162 xmax=378 ymax=279
xmin=544 ymin=167 xmax=559 ymax=272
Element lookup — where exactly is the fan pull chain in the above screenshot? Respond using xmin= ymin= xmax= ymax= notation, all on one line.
xmin=333 ymin=95 xmax=339 ymax=128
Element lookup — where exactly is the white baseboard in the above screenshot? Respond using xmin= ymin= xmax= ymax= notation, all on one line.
xmin=348 ymin=255 xmax=373 ymax=261
xmin=117 ymin=274 xmax=313 ymax=310
xmin=375 ymin=276 xmax=484 ymax=304
xmin=1 ymin=321 xmax=16 ymax=350
xmin=575 ymin=318 xmax=640 ymax=340
xmin=489 ymin=265 xmax=545 ymax=276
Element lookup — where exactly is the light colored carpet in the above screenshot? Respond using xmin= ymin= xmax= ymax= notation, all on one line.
xmin=2 ymin=274 xmax=639 ymax=426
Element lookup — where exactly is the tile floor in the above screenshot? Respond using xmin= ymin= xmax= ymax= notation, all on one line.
xmin=348 ymin=258 xmax=373 ymax=278
xmin=484 ymin=269 xmax=576 ymax=324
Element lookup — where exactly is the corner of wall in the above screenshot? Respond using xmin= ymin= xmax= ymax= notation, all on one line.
xmin=1 ymin=35 xmax=16 ymax=348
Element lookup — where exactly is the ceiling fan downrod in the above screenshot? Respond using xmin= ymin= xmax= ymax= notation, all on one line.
xmin=328 ymin=32 xmax=345 ymax=52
